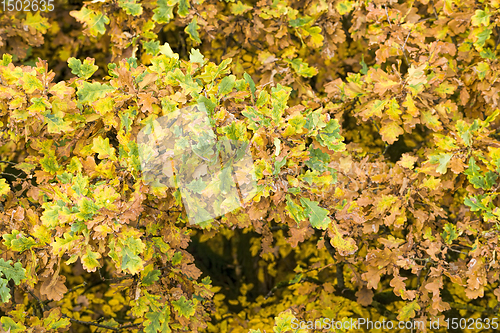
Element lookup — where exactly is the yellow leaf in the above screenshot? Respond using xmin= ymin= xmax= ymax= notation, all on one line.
xmin=398 ymin=300 xmax=421 ymax=321
xmin=329 ymin=222 xmax=358 ymax=256
xmin=23 ymin=11 xmax=50 ymax=34
xmin=0 ymin=179 xmax=10 ymax=196
xmin=398 ymin=154 xmax=418 ymax=170
xmin=380 ymin=120 xmax=404 ymax=144
xmin=402 ymin=94 xmax=419 ymax=117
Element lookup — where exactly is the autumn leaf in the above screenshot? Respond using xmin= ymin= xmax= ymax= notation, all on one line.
xmin=218 ymin=75 xmax=236 ymax=96
xmin=81 ymin=247 xmax=102 ymax=272
xmin=0 ymin=259 xmax=26 ymax=285
xmin=231 ymin=1 xmax=252 ymax=15
xmin=67 ymin=57 xmax=99 ymax=79
xmin=287 ymin=58 xmax=318 ymax=78
xmin=77 ymin=82 xmax=115 ymax=104
xmin=70 ymin=7 xmax=110 ymax=36
xmin=92 ymin=136 xmax=117 ymax=160
xmin=356 ymin=287 xmax=374 ymax=306
xmin=471 ymin=8 xmax=491 ymax=27
xmin=40 ymin=275 xmax=68 ymax=301
xmin=172 ymin=296 xmax=196 ymax=318
xmin=0 ymin=179 xmax=10 ymax=197
xmin=329 ymin=222 xmax=358 ymax=256
xmin=285 ymin=195 xmax=306 ymax=224
xmin=397 ymin=300 xmax=421 ymax=321
xmin=185 ymin=17 xmax=201 ymax=44
xmin=22 ymin=73 xmax=44 ymax=94
xmin=23 ymin=11 xmax=50 ymax=34
xmin=380 ymin=120 xmax=404 ymax=144
xmin=118 ymin=0 xmax=143 ymax=16
xmin=299 ymin=198 xmax=330 ymax=229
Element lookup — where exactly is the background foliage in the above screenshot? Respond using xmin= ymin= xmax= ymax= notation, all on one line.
xmin=1 ymin=0 xmax=500 ymax=332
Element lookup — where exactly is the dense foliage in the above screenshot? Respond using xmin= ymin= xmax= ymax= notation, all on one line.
xmin=1 ymin=0 xmax=500 ymax=332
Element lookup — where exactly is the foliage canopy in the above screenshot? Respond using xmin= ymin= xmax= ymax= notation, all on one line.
xmin=1 ymin=0 xmax=500 ymax=332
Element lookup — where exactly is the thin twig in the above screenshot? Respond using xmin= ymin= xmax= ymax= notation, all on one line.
xmin=384 ymin=5 xmax=392 ymax=28
xmin=64 ymin=317 xmax=120 ymax=331
xmin=430 ymin=0 xmax=439 ymax=19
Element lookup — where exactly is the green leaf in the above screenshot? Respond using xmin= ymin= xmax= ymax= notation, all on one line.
xmin=387 ymin=98 xmax=401 ymax=120
xmin=230 ymin=1 xmax=252 ymax=15
xmin=67 ymin=57 xmax=99 ymax=79
xmin=186 ymin=178 xmax=206 ymax=194
xmin=429 ymin=153 xmax=452 ymax=175
xmin=159 ymin=42 xmax=179 ymax=59
xmin=81 ymin=247 xmax=101 ymax=272
xmin=270 ymin=84 xmax=292 ymax=124
xmin=189 ymin=48 xmax=205 ymax=64
xmin=23 ymin=11 xmax=50 ymax=34
xmin=143 ymin=40 xmax=160 ymax=56
xmin=153 ymin=0 xmax=174 ymax=23
xmin=464 ymin=195 xmax=489 ymax=212
xmin=142 ymin=269 xmax=161 ymax=286
xmin=172 ymin=296 xmax=196 ymax=318
xmin=218 ymin=75 xmax=236 ymax=96
xmin=335 ymin=0 xmax=356 ymax=15
xmin=442 ymin=223 xmax=460 ymax=245
xmin=273 ymin=310 xmax=298 ymax=333
xmin=434 ymin=81 xmax=456 ymax=98
xmin=1 ymin=54 xmax=12 ymax=66
xmin=9 ymin=235 xmax=37 ymax=253
xmin=289 ymin=16 xmax=313 ymax=27
xmin=71 ymin=173 xmax=89 ymax=196
xmin=285 ymin=195 xmax=306 ymax=224
xmin=475 ymin=62 xmax=490 ymax=80
xmin=316 ymin=119 xmax=346 ymax=151
xmin=121 ymin=237 xmax=145 ymax=275
xmin=0 ymin=259 xmax=26 ymax=285
xmin=43 ymin=308 xmax=71 ymax=329
xmin=221 ymin=121 xmax=247 ymax=141
xmin=243 ymin=72 xmax=256 ymax=99
xmin=144 ymin=306 xmax=171 ymax=333
xmin=0 ymin=316 xmax=26 ymax=332
xmin=118 ymin=0 xmax=143 ymax=16
xmin=360 ymin=55 xmax=368 ymax=75
xmin=0 ymin=279 xmax=11 ymax=303
xmin=22 ymin=73 xmax=44 ymax=94
xmin=76 ymin=197 xmax=99 ymax=221
xmin=185 ymin=17 xmax=201 ymax=44
xmin=304 ymin=25 xmax=324 ymax=48
xmin=305 ymin=147 xmax=330 ymax=172
xmin=480 ymin=48 xmax=496 ymax=60
xmin=52 ymin=233 xmax=79 ymax=256
xmin=471 ymin=8 xmax=491 ymax=27
xmin=77 ymin=82 xmax=115 ymax=104
xmin=41 ymin=202 xmax=64 ymax=228
xmin=70 ymin=7 xmax=109 ymax=36
xmin=283 ymin=111 xmax=306 ymax=136
xmin=273 ymin=157 xmax=287 ymax=176
xmin=474 ymin=27 xmax=492 ymax=49
xmin=178 ymin=0 xmax=190 ymax=17
xmin=287 ymin=58 xmax=318 ymax=78
xmin=219 ymin=164 xmax=235 ymax=194
xmin=464 ymin=156 xmax=498 ymax=189
xmin=299 ymin=198 xmax=330 ymax=229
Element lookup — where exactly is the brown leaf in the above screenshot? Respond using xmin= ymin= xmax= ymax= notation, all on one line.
xmin=356 ymin=287 xmax=374 ymax=306
xmin=40 ymin=274 xmax=68 ymax=301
